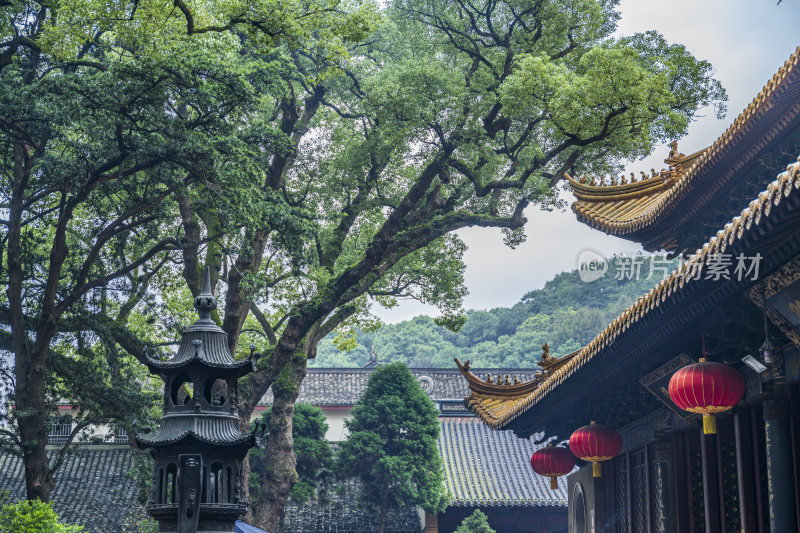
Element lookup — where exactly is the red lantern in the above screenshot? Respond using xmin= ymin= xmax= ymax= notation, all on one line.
xmin=569 ymin=422 xmax=622 ymax=478
xmin=530 ymin=444 xmax=576 ymax=490
xmin=668 ymin=357 xmax=745 ymax=435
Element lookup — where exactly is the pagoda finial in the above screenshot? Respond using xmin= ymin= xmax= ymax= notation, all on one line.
xmin=194 ymin=267 xmax=217 ymax=320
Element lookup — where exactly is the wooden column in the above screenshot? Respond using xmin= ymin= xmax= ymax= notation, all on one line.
xmin=734 ymin=407 xmax=758 ymax=533
xmin=626 ymin=452 xmax=634 ymax=532
xmin=700 ymin=431 xmax=722 ymax=533
xmin=764 ymin=396 xmax=798 ymax=533
xmin=645 ymin=445 xmax=653 ymax=533
xmin=750 ymin=407 xmax=766 ymax=533
xmin=790 ymin=383 xmax=800 ymax=532
xmin=670 ymin=433 xmax=692 ymax=533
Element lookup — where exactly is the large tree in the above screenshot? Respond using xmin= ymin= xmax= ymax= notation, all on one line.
xmin=178 ymin=0 xmax=724 ymax=528
xmin=0 ymin=0 xmax=370 ymax=503
xmin=338 ymin=363 xmax=448 ymax=533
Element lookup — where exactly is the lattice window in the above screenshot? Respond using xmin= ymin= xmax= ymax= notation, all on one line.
xmin=689 ymin=437 xmax=705 ymax=533
xmin=631 ymin=450 xmax=647 ymax=533
xmin=615 ymin=455 xmax=629 ymax=533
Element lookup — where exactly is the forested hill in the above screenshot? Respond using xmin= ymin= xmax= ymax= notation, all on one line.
xmin=312 ymin=256 xmax=677 ymax=368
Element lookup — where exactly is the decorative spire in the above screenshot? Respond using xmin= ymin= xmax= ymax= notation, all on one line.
xmin=194 ymin=267 xmax=217 ymax=320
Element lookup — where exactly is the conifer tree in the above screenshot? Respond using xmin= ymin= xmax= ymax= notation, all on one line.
xmin=338 ymin=363 xmax=447 ymax=533
xmin=455 ymin=509 xmax=496 ymax=533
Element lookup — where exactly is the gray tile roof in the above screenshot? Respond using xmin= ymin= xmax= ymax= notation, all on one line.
xmin=0 ymin=446 xmax=141 ymax=532
xmin=262 ymin=368 xmax=539 ymax=407
xmin=438 ymin=417 xmax=568 ymax=508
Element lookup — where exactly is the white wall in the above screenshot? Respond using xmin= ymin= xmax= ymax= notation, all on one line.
xmin=251 ymin=406 xmax=353 ymax=443
xmin=321 ymin=408 xmax=352 ymax=442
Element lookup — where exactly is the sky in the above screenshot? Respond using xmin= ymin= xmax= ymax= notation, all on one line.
xmin=374 ymin=0 xmax=800 ymax=323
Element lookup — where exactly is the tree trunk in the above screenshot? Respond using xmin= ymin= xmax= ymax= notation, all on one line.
xmin=15 ymin=371 xmax=54 ymax=501
xmin=252 ymin=354 xmax=307 ymax=531
xmin=9 ymin=141 xmax=55 ymax=502
xmin=378 ymin=485 xmax=389 ymax=533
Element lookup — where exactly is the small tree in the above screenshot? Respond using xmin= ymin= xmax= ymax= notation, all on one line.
xmin=455 ymin=509 xmax=496 ymax=533
xmin=338 ymin=363 xmax=448 ymax=533
xmin=0 ymin=499 xmax=84 ymax=533
xmin=250 ymin=403 xmax=333 ymax=530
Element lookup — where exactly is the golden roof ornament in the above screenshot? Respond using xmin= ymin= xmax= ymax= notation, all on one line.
xmin=667 ymin=140 xmax=683 ymax=161
xmin=541 ymin=343 xmax=551 ymax=363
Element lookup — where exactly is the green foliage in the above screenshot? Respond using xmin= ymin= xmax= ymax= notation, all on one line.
xmin=0 ymin=499 xmax=84 ymax=533
xmin=338 ymin=363 xmax=448 ymax=520
xmin=312 ymin=256 xmax=678 ymax=367
xmin=121 ymin=506 xmax=159 ymax=533
xmin=455 ymin=509 xmax=496 ymax=533
xmin=250 ymin=403 xmax=333 ymax=505
xmin=127 ymin=450 xmax=156 ymax=506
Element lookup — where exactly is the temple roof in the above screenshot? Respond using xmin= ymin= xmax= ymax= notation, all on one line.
xmin=136 ymin=413 xmax=254 ymax=448
xmin=0 ymin=447 xmax=140 ymax=533
xmin=439 ymin=417 xmax=568 ymax=508
xmin=260 ymin=367 xmax=541 ymax=407
xmin=145 ymin=267 xmax=254 ymax=376
xmin=144 ymin=330 xmax=254 ymax=376
xmin=463 ymin=153 xmax=800 ymax=431
xmin=566 ymin=46 xmax=800 ymax=252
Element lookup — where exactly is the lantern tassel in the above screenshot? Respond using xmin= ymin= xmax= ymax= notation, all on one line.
xmin=703 ymin=414 xmax=717 ymax=435
xmin=592 ymin=462 xmax=602 ymax=478
xmin=550 ymin=477 xmax=558 ymax=490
